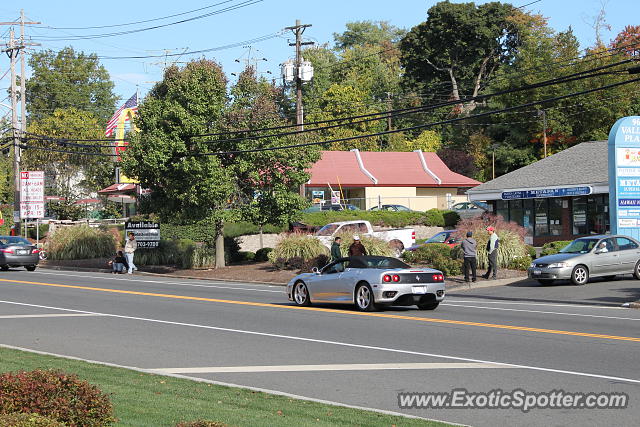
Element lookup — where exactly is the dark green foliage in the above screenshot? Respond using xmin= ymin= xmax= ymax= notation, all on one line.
xmin=254 ymin=247 xmax=273 ymax=262
xmin=526 ymin=245 xmax=537 ymax=259
xmin=509 ymin=255 xmax=533 ymax=271
xmin=402 ymin=243 xmax=462 ymax=276
xmin=0 ymin=369 xmax=115 ymax=426
xmin=424 ymin=209 xmax=445 ymax=227
xmin=47 ymin=201 xmax=85 ymax=221
xmin=442 ymin=210 xmax=461 ymax=227
xmin=235 ymin=251 xmax=255 ymax=262
xmin=224 ymin=222 xmax=287 ymax=238
xmin=27 ymin=223 xmax=49 ymax=240
xmin=540 ymin=240 xmax=573 ymax=256
xmin=134 ymin=239 xmax=215 ymax=269
xmin=299 ymin=210 xmax=450 ymax=228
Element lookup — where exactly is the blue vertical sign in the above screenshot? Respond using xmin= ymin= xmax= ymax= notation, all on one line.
xmin=609 ymin=116 xmax=640 ymax=239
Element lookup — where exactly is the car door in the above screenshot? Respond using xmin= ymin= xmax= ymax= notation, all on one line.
xmin=309 ymin=260 xmax=347 ymax=302
xmin=590 ymin=238 xmax=619 ymax=275
xmin=614 ymin=237 xmax=640 ymax=274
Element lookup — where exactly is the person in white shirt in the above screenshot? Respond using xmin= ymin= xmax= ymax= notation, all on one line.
xmin=124 ymin=232 xmax=138 ymax=274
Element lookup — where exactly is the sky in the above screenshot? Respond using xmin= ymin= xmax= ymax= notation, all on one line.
xmin=0 ymin=0 xmax=637 ymax=113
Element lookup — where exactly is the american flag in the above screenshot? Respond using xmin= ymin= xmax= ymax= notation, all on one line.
xmin=104 ymin=93 xmax=138 ymax=137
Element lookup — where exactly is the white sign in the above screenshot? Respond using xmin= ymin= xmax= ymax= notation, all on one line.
xmin=618 ymin=218 xmax=638 ymax=228
xmin=330 ymin=191 xmax=340 ymax=204
xmin=20 ymin=171 xmax=45 ymax=219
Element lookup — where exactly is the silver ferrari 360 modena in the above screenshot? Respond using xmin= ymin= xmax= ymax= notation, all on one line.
xmin=286 ymin=256 xmax=446 ymax=311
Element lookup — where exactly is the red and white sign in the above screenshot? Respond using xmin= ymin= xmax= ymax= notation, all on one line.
xmin=20 ymin=171 xmax=45 ymax=219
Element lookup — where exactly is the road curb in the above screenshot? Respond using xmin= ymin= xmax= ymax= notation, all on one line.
xmin=38 ymin=264 xmax=286 ymax=286
xmin=446 ymin=276 xmax=528 ymax=292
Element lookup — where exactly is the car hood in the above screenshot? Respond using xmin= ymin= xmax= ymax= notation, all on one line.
xmin=534 ymin=253 xmax=583 ymax=264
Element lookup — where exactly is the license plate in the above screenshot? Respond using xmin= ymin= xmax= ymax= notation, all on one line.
xmin=17 ymin=250 xmax=28 ymax=255
xmin=533 ymin=269 xmax=542 ymax=275
xmin=412 ymin=286 xmax=427 ymax=294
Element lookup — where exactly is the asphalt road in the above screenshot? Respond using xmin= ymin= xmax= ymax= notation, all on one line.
xmin=1 ymin=268 xmax=639 ymax=426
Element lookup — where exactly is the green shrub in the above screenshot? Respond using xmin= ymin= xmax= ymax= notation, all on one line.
xmin=254 ymin=247 xmax=273 ymax=262
xmin=224 ymin=222 xmax=286 ymax=238
xmin=0 ymin=369 xmax=115 ymax=426
xmin=236 ymin=251 xmax=256 ymax=262
xmin=442 ymin=210 xmax=461 ymax=227
xmin=526 ymin=245 xmax=537 ymax=259
xmin=509 ymin=255 xmax=533 ymax=271
xmin=455 ymin=215 xmax=528 ymax=269
xmin=160 ymin=221 xmax=217 ymax=244
xmin=334 ymin=231 xmax=395 ymax=257
xmin=48 ymin=226 xmax=116 ymax=260
xmin=402 ymin=244 xmax=461 ymax=275
xmin=0 ymin=413 xmax=65 ymax=427
xmin=269 ymin=234 xmax=329 ymax=263
xmin=0 ymin=204 xmax=12 ymax=235
xmin=541 ymin=240 xmax=572 ymax=256
xmin=175 ymin=420 xmax=227 ymax=427
xmin=423 ymin=209 xmax=445 ymax=227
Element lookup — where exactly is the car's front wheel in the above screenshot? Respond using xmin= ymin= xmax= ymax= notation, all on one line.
xmin=355 ymin=282 xmax=378 ymax=312
xmin=417 ymin=301 xmax=440 ymax=310
xmin=292 ymin=281 xmax=311 ymax=306
xmin=571 ymin=265 xmax=589 ymax=286
xmin=634 ymin=260 xmax=640 ymax=280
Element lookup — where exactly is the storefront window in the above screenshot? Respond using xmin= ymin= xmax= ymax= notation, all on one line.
xmin=586 ymin=195 xmax=609 ymax=235
xmin=534 ymin=199 xmax=549 ymax=236
xmin=523 ymin=200 xmax=534 ymax=236
xmin=509 ymin=200 xmax=524 ymax=226
xmin=549 ymin=198 xmax=563 ymax=236
xmin=496 ymin=200 xmax=509 ymax=221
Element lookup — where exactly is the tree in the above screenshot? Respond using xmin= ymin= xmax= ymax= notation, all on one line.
xmin=26 ymin=47 xmax=117 ymax=123
xmin=388 ymin=130 xmax=441 ymax=152
xmin=24 ymin=108 xmax=113 ymax=199
xmin=400 ymin=1 xmax=523 ymax=113
xmin=333 ymin=21 xmax=405 ymax=50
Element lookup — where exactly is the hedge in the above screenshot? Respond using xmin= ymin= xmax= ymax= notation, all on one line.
xmin=402 ymin=243 xmax=462 ymax=276
xmin=299 ymin=209 xmax=460 ymax=228
xmin=540 ymin=240 xmax=573 ymax=256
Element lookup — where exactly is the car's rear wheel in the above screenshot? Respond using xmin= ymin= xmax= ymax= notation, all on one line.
xmin=571 ymin=265 xmax=589 ymax=286
xmin=25 ymin=265 xmax=36 ymax=272
xmin=417 ymin=301 xmax=440 ymax=310
xmin=355 ymin=282 xmax=378 ymax=312
xmin=537 ymin=279 xmax=554 ymax=285
xmin=389 ymin=240 xmax=404 ymax=257
xmin=634 ymin=260 xmax=640 ymax=280
xmin=292 ymin=281 xmax=311 ymax=306
xmin=0 ymin=265 xmax=8 ymax=271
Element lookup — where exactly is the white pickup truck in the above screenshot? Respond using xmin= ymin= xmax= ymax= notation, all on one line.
xmin=314 ymin=220 xmax=415 ymax=256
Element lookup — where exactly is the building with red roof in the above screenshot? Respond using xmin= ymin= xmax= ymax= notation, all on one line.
xmin=306 ymin=149 xmax=480 ymax=211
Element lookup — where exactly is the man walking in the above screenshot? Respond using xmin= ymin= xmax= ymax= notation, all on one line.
xmin=348 ymin=236 xmax=367 ymax=256
xmin=461 ymin=231 xmax=477 ymax=283
xmin=124 ymin=232 xmax=138 ymax=275
xmin=331 ymin=237 xmax=342 ymax=261
xmin=482 ymin=226 xmax=499 ymax=280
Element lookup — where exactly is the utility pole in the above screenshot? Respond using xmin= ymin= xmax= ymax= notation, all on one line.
xmin=285 ymin=20 xmax=313 ymax=197
xmin=1 ymin=12 xmax=40 ymax=234
xmin=538 ymin=109 xmax=548 ymax=158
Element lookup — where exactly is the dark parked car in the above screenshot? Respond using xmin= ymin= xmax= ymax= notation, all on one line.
xmin=451 ymin=201 xmax=489 ymax=219
xmin=0 ymin=236 xmax=40 ymax=271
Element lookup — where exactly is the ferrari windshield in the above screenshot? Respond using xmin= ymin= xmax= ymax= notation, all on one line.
xmin=559 ymin=239 xmax=599 ymax=254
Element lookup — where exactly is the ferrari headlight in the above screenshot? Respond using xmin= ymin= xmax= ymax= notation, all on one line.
xmin=548 ymin=262 xmax=569 ymax=268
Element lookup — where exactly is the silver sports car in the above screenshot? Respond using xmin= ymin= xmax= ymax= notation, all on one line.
xmin=528 ymin=234 xmax=640 ymax=285
xmin=286 ymin=256 xmax=446 ymax=311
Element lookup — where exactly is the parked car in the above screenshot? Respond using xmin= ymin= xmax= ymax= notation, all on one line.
xmin=287 ymin=256 xmax=445 ymax=311
xmin=321 ymin=204 xmax=360 ymax=211
xmin=369 ymin=204 xmax=412 ymax=212
xmin=528 ymin=235 xmax=640 ymax=285
xmin=406 ymin=230 xmax=460 ymax=251
xmin=314 ymin=220 xmax=415 ymax=256
xmin=0 ymin=236 xmax=40 ymax=271
xmin=451 ymin=201 xmax=489 ymax=219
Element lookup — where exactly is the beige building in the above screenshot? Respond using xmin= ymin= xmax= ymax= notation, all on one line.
xmin=306 ymin=150 xmax=480 ymax=211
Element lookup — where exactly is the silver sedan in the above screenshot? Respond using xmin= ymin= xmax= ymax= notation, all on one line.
xmin=528 ymin=235 xmax=640 ymax=285
xmin=287 ymin=256 xmax=446 ymax=311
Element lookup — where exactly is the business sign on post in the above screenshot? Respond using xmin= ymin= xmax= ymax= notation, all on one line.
xmin=608 ymin=116 xmax=640 ymax=239
xmin=125 ymin=221 xmax=160 ymax=249
xmin=20 ymin=171 xmax=45 ymax=219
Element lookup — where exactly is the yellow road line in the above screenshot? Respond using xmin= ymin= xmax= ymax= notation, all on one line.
xmin=1 ymin=277 xmax=639 ymax=343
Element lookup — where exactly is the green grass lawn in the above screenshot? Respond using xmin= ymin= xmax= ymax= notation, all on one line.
xmin=0 ymin=346 xmax=451 ymax=427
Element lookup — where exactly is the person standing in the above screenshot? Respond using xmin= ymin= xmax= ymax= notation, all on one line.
xmin=331 ymin=237 xmax=342 ymax=261
xmin=461 ymin=231 xmax=477 ymax=283
xmin=124 ymin=232 xmax=138 ymax=275
xmin=348 ymin=236 xmax=367 ymax=256
xmin=482 ymin=226 xmax=499 ymax=280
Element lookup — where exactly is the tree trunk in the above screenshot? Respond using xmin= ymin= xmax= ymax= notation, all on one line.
xmin=259 ymin=224 xmax=264 ymax=249
xmin=215 ymin=220 xmax=225 ymax=269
